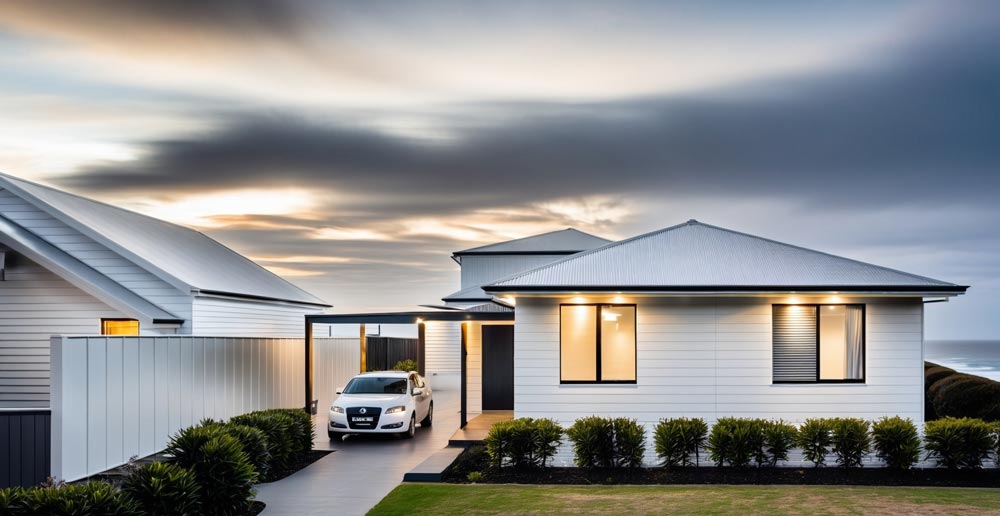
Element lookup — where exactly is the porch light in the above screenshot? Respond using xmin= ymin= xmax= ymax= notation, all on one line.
xmin=416 ymin=318 xmax=424 ymax=325
xmin=571 ymin=296 xmax=586 ymax=304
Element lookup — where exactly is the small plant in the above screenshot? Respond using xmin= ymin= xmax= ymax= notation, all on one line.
xmin=165 ymin=425 xmax=257 ymax=515
xmin=871 ymin=416 xmax=921 ymax=469
xmin=25 ymin=482 xmax=141 ymax=516
xmin=566 ymin=416 xmax=614 ymax=469
xmin=0 ymin=486 xmax=27 ymax=514
xmin=762 ymin=420 xmax=798 ymax=467
xmin=611 ymin=417 xmax=646 ymax=468
xmin=830 ymin=418 xmax=871 ymax=468
xmin=121 ymin=462 xmax=201 ymax=516
xmin=653 ymin=417 xmax=708 ymax=467
xmin=231 ymin=411 xmax=294 ymax=472
xmin=466 ymin=471 xmax=483 ymax=483
xmin=797 ymin=418 xmax=834 ymax=467
xmin=923 ymin=417 xmax=995 ymax=469
xmin=392 ymin=359 xmax=419 ymax=372
xmin=484 ymin=418 xmax=563 ymax=469
xmin=707 ymin=417 xmax=759 ymax=467
xmin=993 ymin=422 xmax=1000 ymax=467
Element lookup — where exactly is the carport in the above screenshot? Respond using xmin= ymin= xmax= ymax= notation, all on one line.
xmin=304 ymin=310 xmax=514 ymax=428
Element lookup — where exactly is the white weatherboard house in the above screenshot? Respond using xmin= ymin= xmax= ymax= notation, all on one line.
xmin=0 ymin=173 xmax=330 ymax=410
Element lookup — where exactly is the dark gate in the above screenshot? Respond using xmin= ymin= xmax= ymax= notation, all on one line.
xmin=481 ymin=325 xmax=514 ymax=410
xmin=1 ymin=409 xmax=51 ymax=488
xmin=365 ymin=336 xmax=419 ymax=371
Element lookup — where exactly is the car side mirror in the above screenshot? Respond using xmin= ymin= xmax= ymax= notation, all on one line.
xmin=335 ymin=387 xmax=343 ymax=395
xmin=412 ymin=388 xmax=424 ymax=396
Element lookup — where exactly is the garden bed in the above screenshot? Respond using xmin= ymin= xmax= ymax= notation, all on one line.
xmin=444 ymin=446 xmax=1000 ymax=488
xmin=258 ymin=449 xmax=333 ymax=483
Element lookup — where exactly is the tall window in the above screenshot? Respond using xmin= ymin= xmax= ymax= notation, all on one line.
xmin=101 ymin=319 xmax=140 ymax=336
xmin=560 ymin=304 xmax=636 ymax=383
xmin=772 ymin=304 xmax=864 ymax=383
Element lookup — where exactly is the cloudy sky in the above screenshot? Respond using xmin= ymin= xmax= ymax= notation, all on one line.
xmin=0 ymin=0 xmax=997 ymax=339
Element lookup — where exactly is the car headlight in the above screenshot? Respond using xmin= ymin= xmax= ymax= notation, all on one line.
xmin=385 ymin=406 xmax=406 ymax=414
xmin=331 ymin=406 xmax=344 ymax=413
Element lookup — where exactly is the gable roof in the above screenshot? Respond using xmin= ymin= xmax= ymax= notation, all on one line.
xmin=0 ymin=173 xmax=329 ymax=306
xmin=452 ymin=228 xmax=610 ymax=262
xmin=486 ymin=220 xmax=967 ymax=295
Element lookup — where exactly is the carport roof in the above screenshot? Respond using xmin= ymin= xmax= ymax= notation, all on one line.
xmin=306 ymin=310 xmax=513 ymax=325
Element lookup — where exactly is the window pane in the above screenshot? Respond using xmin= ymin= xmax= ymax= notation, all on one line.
xmin=819 ymin=305 xmax=847 ymax=380
xmin=600 ymin=305 xmax=635 ymax=381
xmin=844 ymin=306 xmax=864 ymax=379
xmin=102 ymin=319 xmax=139 ymax=336
xmin=773 ymin=305 xmax=817 ymax=382
xmin=561 ymin=305 xmax=597 ymax=381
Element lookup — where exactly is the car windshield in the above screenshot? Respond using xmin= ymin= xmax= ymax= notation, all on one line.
xmin=343 ymin=377 xmax=408 ymax=395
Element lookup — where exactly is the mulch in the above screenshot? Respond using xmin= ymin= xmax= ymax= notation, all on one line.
xmin=259 ymin=449 xmax=334 ymax=484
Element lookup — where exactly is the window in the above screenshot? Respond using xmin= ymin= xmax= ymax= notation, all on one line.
xmin=101 ymin=319 xmax=139 ymax=336
xmin=343 ymin=377 xmax=408 ymax=394
xmin=560 ymin=304 xmax=636 ymax=383
xmin=772 ymin=304 xmax=865 ymax=383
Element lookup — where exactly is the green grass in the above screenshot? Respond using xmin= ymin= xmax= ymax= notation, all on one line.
xmin=368 ymin=484 xmax=1000 ymax=515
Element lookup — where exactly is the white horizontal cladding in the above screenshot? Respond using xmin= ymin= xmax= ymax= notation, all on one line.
xmin=513 ymin=296 xmax=925 ymax=434
xmin=192 ymin=296 xmax=320 ymax=337
xmin=0 ymin=189 xmax=192 ymax=326
xmin=423 ymin=321 xmax=460 ymax=374
xmin=50 ymin=335 xmax=307 ymax=482
xmin=313 ymin=337 xmax=361 ymax=413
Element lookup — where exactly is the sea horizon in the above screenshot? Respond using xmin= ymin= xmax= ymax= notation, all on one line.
xmin=925 ymin=339 xmax=1000 ymax=381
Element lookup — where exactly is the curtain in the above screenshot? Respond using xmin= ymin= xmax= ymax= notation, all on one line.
xmin=845 ymin=306 xmax=863 ymax=379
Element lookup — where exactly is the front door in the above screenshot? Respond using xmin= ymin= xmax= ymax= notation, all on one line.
xmin=481 ymin=325 xmax=514 ymax=410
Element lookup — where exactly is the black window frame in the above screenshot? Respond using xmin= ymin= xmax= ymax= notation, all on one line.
xmin=559 ymin=303 xmax=638 ymax=384
xmin=772 ymin=303 xmax=866 ymax=384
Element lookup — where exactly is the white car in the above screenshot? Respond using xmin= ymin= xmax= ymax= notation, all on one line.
xmin=328 ymin=371 xmax=433 ymax=439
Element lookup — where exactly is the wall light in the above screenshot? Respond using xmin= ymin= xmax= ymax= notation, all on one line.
xmin=571 ymin=296 xmax=586 ymax=304
xmin=612 ymin=295 xmax=626 ymax=304
xmin=415 ymin=318 xmax=424 ymax=325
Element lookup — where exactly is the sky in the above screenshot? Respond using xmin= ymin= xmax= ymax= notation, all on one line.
xmin=0 ymin=0 xmax=997 ymax=339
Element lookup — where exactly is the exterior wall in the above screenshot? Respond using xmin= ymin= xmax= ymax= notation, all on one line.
xmin=51 ymin=335 xmax=308 ymax=481
xmin=423 ymin=321 xmax=460 ymax=390
xmin=0 ymin=252 xmax=127 ymax=408
xmin=459 ymin=254 xmax=570 ymax=289
xmin=191 ymin=296 xmax=321 ymax=337
xmin=513 ymin=296 xmax=924 ymax=466
xmin=313 ymin=337 xmax=361 ymax=415
xmin=0 ymin=189 xmax=193 ymax=328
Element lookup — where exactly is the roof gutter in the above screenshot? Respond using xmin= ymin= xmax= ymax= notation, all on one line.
xmin=483 ymin=285 xmax=969 ymax=296
xmin=196 ymin=289 xmax=332 ymax=308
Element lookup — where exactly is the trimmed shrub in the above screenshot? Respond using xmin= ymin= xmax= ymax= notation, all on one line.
xmin=612 ymin=418 xmax=646 ymax=469
xmin=392 ymin=359 xmax=419 ymax=372
xmin=653 ymin=417 xmax=708 ymax=467
xmin=923 ymin=417 xmax=995 ymax=469
xmin=121 ymin=462 xmax=201 ymax=516
xmin=762 ymin=420 xmax=798 ymax=467
xmin=261 ymin=408 xmax=314 ymax=456
xmin=566 ymin=416 xmax=645 ymax=469
xmin=221 ymin=424 xmax=271 ymax=479
xmin=25 ymin=482 xmax=141 ymax=516
xmin=871 ymin=416 xmax=921 ymax=469
xmin=484 ymin=418 xmax=563 ymax=468
xmin=924 ymin=365 xmax=957 ymax=387
xmin=165 ymin=426 xmax=257 ymax=516
xmin=830 ymin=418 xmax=871 ymax=468
xmin=797 ymin=418 xmax=834 ymax=467
xmin=230 ymin=411 xmax=294 ymax=472
xmin=930 ymin=373 xmax=1000 ymax=422
xmin=707 ymin=417 xmax=760 ymax=467
xmin=566 ymin=416 xmax=614 ymax=469
xmin=0 ymin=486 xmax=27 ymax=515
xmin=994 ymin=422 xmax=1000 ymax=467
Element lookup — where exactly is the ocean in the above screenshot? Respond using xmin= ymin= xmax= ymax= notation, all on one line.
xmin=925 ymin=340 xmax=1000 ymax=381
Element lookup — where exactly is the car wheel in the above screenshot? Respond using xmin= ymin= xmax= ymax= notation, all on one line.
xmin=328 ymin=429 xmax=335 ymax=440
xmin=404 ymin=413 xmax=416 ymax=439
xmin=420 ymin=402 xmax=433 ymax=427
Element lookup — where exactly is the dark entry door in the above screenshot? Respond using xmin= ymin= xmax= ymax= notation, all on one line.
xmin=481 ymin=325 xmax=514 ymax=410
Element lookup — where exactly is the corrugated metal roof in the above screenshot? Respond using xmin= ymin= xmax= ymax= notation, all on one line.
xmin=441 ymin=284 xmax=492 ymax=301
xmin=453 ymin=228 xmax=610 ymax=255
xmin=486 ymin=220 xmax=966 ymax=293
xmin=0 ymin=173 xmax=329 ymax=306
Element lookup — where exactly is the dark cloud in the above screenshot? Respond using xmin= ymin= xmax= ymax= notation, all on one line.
xmin=60 ymin=3 xmax=1000 ymax=214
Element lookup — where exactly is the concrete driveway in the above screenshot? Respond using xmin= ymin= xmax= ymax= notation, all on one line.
xmin=255 ymin=388 xmax=459 ymax=516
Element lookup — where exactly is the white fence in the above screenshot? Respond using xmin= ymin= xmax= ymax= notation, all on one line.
xmin=51 ymin=335 xmax=358 ymax=481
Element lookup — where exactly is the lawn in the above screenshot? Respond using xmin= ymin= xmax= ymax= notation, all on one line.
xmin=368 ymin=484 xmax=1000 ymax=515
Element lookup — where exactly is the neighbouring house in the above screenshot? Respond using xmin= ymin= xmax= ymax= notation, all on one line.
xmin=309 ymin=218 xmax=967 ymax=464
xmin=0 ymin=173 xmax=331 ymax=410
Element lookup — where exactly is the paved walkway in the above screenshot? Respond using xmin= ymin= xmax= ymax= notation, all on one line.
xmin=255 ymin=389 xmax=459 ymax=516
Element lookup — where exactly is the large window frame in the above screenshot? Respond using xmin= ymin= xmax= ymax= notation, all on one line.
xmin=772 ymin=304 xmax=866 ymax=385
xmin=559 ymin=303 xmax=637 ymax=385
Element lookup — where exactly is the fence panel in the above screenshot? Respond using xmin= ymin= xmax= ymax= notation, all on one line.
xmin=365 ymin=336 xmax=419 ymax=371
xmin=0 ymin=409 xmax=51 ymax=488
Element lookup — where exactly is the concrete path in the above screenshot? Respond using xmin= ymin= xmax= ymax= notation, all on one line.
xmin=255 ymin=389 xmax=459 ymax=516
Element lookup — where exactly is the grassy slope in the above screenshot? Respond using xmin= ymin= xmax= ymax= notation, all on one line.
xmin=369 ymin=484 xmax=1000 ymax=516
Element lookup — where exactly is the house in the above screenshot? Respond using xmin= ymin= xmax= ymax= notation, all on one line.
xmin=0 ymin=173 xmax=331 ymax=410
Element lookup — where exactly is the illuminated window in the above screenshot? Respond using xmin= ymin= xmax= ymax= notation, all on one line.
xmin=101 ymin=319 xmax=140 ymax=336
xmin=773 ymin=304 xmax=864 ymax=383
xmin=560 ymin=304 xmax=636 ymax=383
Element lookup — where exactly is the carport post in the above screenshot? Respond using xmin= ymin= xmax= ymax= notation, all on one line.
xmin=304 ymin=317 xmax=314 ymax=413
xmin=417 ymin=322 xmax=426 ymax=376
xmin=359 ymin=323 xmax=366 ymax=372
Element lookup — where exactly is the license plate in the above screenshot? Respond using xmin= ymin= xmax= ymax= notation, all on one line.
xmin=352 ymin=416 xmax=373 ymax=422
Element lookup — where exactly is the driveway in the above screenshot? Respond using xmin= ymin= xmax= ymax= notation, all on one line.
xmin=255 ymin=388 xmax=459 ymax=516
